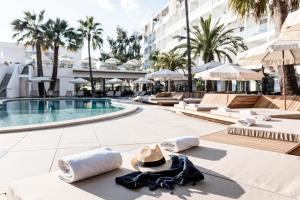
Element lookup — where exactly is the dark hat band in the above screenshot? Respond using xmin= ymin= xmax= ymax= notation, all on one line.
xmin=137 ymin=157 xmax=166 ymax=168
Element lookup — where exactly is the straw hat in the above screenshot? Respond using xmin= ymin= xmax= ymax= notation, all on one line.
xmin=131 ymin=145 xmax=172 ymax=172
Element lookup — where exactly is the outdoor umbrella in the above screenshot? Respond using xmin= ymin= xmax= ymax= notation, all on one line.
xmin=59 ymin=55 xmax=74 ymax=66
xmin=29 ymin=77 xmax=52 ymax=83
xmin=133 ymin=78 xmax=153 ymax=84
xmin=147 ymin=69 xmax=184 ymax=81
xmin=29 ymin=77 xmax=52 ymax=98
xmin=146 ymin=69 xmax=184 ymax=92
xmin=237 ymin=10 xmax=300 ymax=110
xmin=279 ymin=9 xmax=300 ymax=41
xmin=69 ymin=78 xmax=90 ymax=84
xmin=195 ymin=64 xmax=263 ymax=104
xmin=192 ymin=61 xmax=222 ymax=73
xmin=126 ymin=59 xmax=141 ymax=70
xmin=107 ymin=78 xmax=124 ymax=91
xmin=237 ymin=40 xmax=300 ymax=110
xmin=107 ymin=78 xmax=124 ymax=84
xmin=106 ymin=58 xmax=120 ymax=70
xmin=69 ymin=78 xmax=90 ymax=95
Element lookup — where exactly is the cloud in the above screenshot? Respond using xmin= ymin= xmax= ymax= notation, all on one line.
xmin=120 ymin=0 xmax=139 ymax=11
xmin=97 ymin=0 xmax=115 ymax=12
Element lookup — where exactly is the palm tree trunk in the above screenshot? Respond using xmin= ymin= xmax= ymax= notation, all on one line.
xmin=88 ymin=35 xmax=96 ymax=97
xmin=278 ymin=65 xmax=299 ymax=95
xmin=184 ymin=0 xmax=193 ymax=95
xmin=274 ymin=0 xmax=299 ymax=95
xmin=36 ymin=40 xmax=45 ymax=97
xmin=50 ymin=45 xmax=59 ymax=91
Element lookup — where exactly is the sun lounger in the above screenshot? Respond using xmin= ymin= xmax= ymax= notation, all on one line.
xmin=186 ymin=104 xmax=219 ymax=111
xmin=7 ymin=144 xmax=300 ymax=200
xmin=30 ymin=90 xmax=38 ymax=97
xmin=211 ymin=108 xmax=300 ymax=120
xmin=139 ymin=91 xmax=146 ymax=96
xmin=77 ymin=91 xmax=84 ymax=97
xmin=183 ymin=98 xmax=202 ymax=104
xmin=106 ymin=91 xmax=114 ymax=97
xmin=65 ymin=90 xmax=73 ymax=97
xmin=47 ymin=90 xmax=54 ymax=97
xmin=228 ymin=118 xmax=300 ymax=142
xmin=133 ymin=91 xmax=140 ymax=97
xmin=114 ymin=91 xmax=122 ymax=97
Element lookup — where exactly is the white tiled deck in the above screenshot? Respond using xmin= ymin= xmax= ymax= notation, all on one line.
xmin=0 ymin=103 xmax=226 ymax=190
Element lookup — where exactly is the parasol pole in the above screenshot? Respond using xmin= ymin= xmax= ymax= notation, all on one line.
xmin=282 ymin=50 xmax=287 ymax=110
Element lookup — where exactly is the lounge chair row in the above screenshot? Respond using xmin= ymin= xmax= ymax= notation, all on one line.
xmin=135 ymin=92 xmax=185 ymax=106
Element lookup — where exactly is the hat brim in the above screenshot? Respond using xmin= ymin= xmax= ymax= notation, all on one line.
xmin=131 ymin=156 xmax=172 ymax=172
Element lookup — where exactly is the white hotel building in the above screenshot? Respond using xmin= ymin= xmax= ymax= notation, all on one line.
xmin=143 ymin=0 xmax=276 ymax=67
xmin=142 ymin=0 xmax=283 ymax=92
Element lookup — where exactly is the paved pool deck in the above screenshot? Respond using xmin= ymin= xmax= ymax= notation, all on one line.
xmin=0 ymin=101 xmax=226 ymax=194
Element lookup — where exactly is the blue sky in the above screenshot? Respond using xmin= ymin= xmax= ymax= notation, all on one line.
xmin=0 ymin=0 xmax=167 ymax=56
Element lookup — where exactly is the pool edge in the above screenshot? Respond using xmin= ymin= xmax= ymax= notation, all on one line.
xmin=0 ymin=101 xmax=139 ymax=133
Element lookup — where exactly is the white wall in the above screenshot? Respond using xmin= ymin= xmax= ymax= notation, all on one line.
xmin=59 ymin=77 xmax=74 ymax=97
xmin=6 ymin=65 xmax=22 ymax=98
xmin=0 ymin=42 xmax=25 ymax=64
xmin=0 ymin=64 xmax=10 ymax=85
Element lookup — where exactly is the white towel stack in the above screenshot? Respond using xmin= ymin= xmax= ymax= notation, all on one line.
xmin=255 ymin=115 xmax=272 ymax=121
xmin=161 ymin=136 xmax=200 ymax=153
xmin=58 ymin=148 xmax=122 ymax=183
xmin=218 ymin=107 xmax=231 ymax=112
xmin=240 ymin=110 xmax=257 ymax=115
xmin=237 ymin=118 xmax=256 ymax=126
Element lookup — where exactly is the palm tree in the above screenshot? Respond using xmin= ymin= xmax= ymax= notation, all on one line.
xmin=12 ymin=10 xmax=46 ymax=97
xmin=157 ymin=51 xmax=189 ymax=72
xmin=78 ymin=16 xmax=103 ymax=97
xmin=148 ymin=50 xmax=160 ymax=70
xmin=173 ymin=15 xmax=247 ymax=63
xmin=228 ymin=0 xmax=300 ymax=94
xmin=43 ymin=18 xmax=81 ymax=91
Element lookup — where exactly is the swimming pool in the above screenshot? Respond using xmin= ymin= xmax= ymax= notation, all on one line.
xmin=0 ymin=99 xmax=124 ymax=127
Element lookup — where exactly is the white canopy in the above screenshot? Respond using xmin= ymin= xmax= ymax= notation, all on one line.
xmin=133 ymin=78 xmax=153 ymax=84
xmin=194 ymin=64 xmax=263 ymax=81
xmin=280 ymin=10 xmax=300 ymax=40
xmin=237 ymin=39 xmax=300 ymax=66
xmin=106 ymin=78 xmax=123 ymax=85
xmin=59 ymin=55 xmax=74 ymax=64
xmin=83 ymin=57 xmax=98 ymax=62
xmin=192 ymin=61 xmax=222 ymax=73
xmin=106 ymin=58 xmax=120 ymax=65
xmin=69 ymin=78 xmax=89 ymax=84
xmin=146 ymin=69 xmax=184 ymax=81
xmin=29 ymin=77 xmax=51 ymax=82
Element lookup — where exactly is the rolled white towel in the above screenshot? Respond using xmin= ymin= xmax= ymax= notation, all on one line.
xmin=160 ymin=136 xmax=200 ymax=153
xmin=218 ymin=107 xmax=231 ymax=112
xmin=237 ymin=118 xmax=256 ymax=126
xmin=240 ymin=110 xmax=257 ymax=115
xmin=58 ymin=148 xmax=122 ymax=183
xmin=255 ymin=115 xmax=272 ymax=121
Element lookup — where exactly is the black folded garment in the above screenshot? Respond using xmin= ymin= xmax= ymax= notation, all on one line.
xmin=115 ymin=155 xmax=204 ymax=194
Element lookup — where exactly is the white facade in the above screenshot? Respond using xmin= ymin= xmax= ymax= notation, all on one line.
xmin=0 ymin=42 xmax=25 ymax=64
xmin=0 ymin=42 xmax=147 ymax=98
xmin=142 ymin=0 xmax=276 ymax=68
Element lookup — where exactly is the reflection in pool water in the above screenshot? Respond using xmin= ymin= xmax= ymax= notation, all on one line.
xmin=0 ymin=99 xmax=123 ymax=127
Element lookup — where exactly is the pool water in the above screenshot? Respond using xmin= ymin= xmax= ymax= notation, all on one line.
xmin=0 ymin=99 xmax=123 ymax=127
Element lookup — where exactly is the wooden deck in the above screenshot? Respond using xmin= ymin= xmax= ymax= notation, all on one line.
xmin=201 ymin=131 xmax=300 ymax=155
xmin=254 ymin=95 xmax=300 ymax=111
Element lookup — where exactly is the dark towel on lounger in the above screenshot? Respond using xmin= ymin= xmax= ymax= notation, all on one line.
xmin=115 ymin=155 xmax=204 ymax=194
